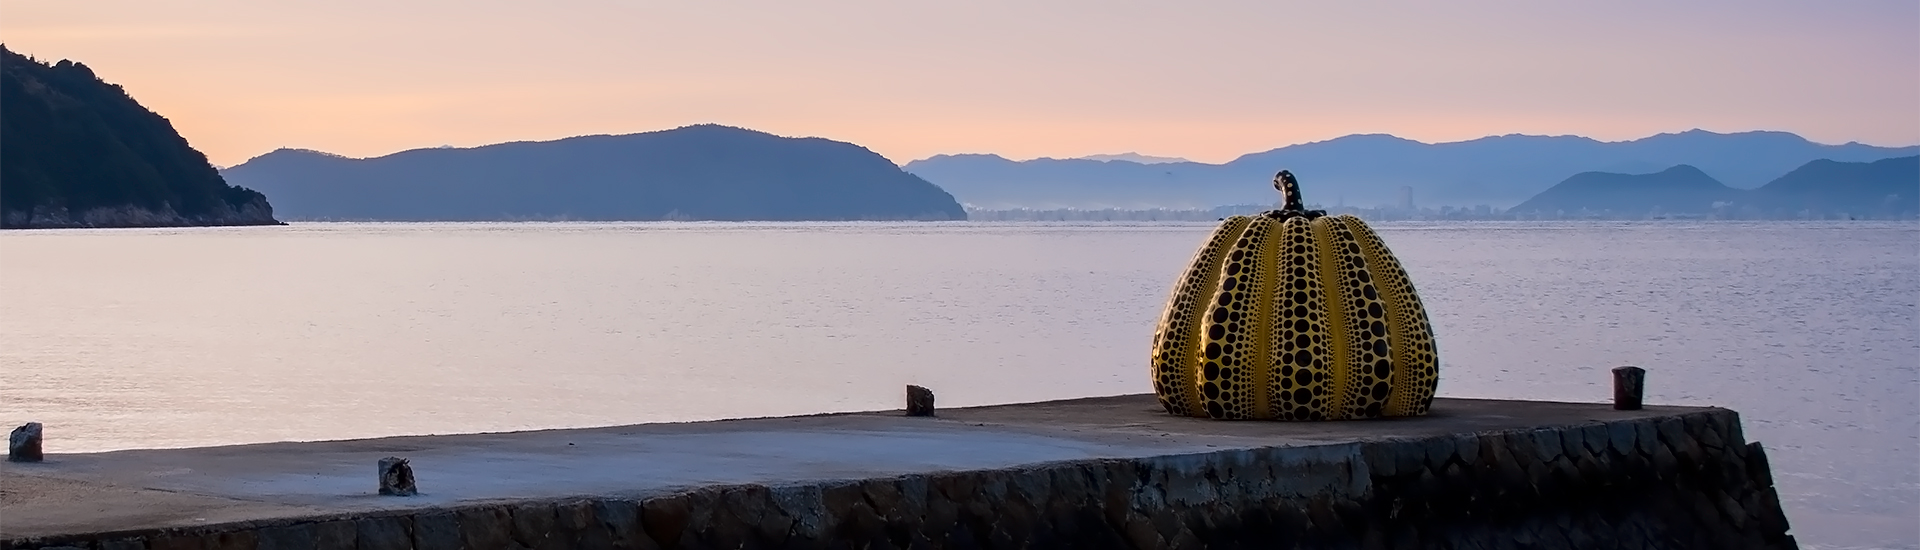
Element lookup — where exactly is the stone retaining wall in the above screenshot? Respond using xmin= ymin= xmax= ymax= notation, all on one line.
xmin=4 ymin=408 xmax=1795 ymax=549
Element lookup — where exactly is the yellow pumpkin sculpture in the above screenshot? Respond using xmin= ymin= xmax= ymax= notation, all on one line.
xmin=1151 ymin=171 xmax=1438 ymax=420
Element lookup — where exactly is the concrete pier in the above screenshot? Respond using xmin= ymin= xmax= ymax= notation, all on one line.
xmin=1 ymin=395 xmax=1795 ymax=549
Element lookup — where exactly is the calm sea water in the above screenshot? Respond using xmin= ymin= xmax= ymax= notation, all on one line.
xmin=2 ymin=221 xmax=1914 ymax=549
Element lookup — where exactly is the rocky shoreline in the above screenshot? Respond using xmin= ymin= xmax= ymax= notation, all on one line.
xmin=0 ymin=200 xmax=282 ymax=229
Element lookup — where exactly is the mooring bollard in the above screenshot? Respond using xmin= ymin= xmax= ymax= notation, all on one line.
xmin=1612 ymin=366 xmax=1646 ymax=410
xmin=9 ymin=422 xmax=43 ymax=462
xmin=378 ymin=457 xmax=417 ymax=496
xmin=906 ymin=385 xmax=936 ymax=417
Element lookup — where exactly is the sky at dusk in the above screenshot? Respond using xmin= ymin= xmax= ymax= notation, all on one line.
xmin=4 ymin=1 xmax=1916 ymax=167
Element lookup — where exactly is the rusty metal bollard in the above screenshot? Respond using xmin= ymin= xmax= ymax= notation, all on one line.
xmin=1612 ymin=366 xmax=1646 ymax=410
xmin=9 ymin=422 xmax=43 ymax=462
xmin=906 ymin=385 xmax=936 ymax=417
xmin=378 ymin=457 xmax=417 ymax=496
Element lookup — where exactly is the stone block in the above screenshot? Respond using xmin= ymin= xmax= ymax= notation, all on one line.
xmin=1577 ymin=424 xmax=1610 ymax=459
xmin=1684 ymin=413 xmax=1722 ymax=451
xmin=1650 ymin=440 xmax=1679 ymax=480
xmin=641 ymin=493 xmax=692 ymax=547
xmin=205 ymin=531 xmax=256 ymax=550
xmin=1418 ymin=436 xmax=1456 ymax=476
xmin=149 ymin=533 xmax=209 ymax=550
xmin=1559 ymin=425 xmax=1589 ymax=459
xmin=591 ymin=499 xmax=658 ymax=550
xmin=457 ymin=506 xmax=514 ymax=549
xmin=770 ymin=484 xmax=827 ymax=542
xmin=1452 ymin=434 xmax=1481 ymax=466
xmin=1744 ymin=442 xmax=1775 ymax=488
xmin=1716 ymin=411 xmax=1748 ymax=448
xmin=312 ymin=520 xmax=357 ymax=549
xmin=1715 ymin=491 xmax=1747 ymax=530
xmin=1529 ymin=428 xmax=1565 ymax=463
xmin=355 ymin=515 xmax=413 ymax=550
xmin=919 ymin=486 xmax=961 ymax=543
xmin=860 ymin=478 xmax=910 ymax=524
xmin=509 ymin=502 xmax=562 ymax=550
xmin=1120 ymin=511 xmax=1163 ymax=550
xmin=254 ymin=523 xmax=316 ymax=550
xmin=557 ymin=500 xmax=608 ymax=550
xmin=1360 ymin=442 xmax=1399 ymax=478
xmin=411 ymin=511 xmax=461 ymax=550
xmin=1633 ymin=420 xmax=1658 ymax=457
xmin=99 ymin=538 xmax=148 ymax=550
xmin=1606 ymin=421 xmax=1637 ymax=457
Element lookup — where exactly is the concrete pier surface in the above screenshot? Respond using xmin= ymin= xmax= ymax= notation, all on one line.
xmin=1 ymin=395 xmax=1795 ymax=549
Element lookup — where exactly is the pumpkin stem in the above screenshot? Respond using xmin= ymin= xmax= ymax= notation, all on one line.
xmin=1268 ymin=170 xmax=1327 ymax=220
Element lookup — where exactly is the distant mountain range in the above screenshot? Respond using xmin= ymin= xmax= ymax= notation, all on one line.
xmin=1 ymin=45 xmax=278 ymax=228
xmin=1510 ymin=156 xmax=1918 ymax=218
xmin=1075 ymin=152 xmax=1192 ymax=164
xmin=223 ymin=125 xmax=966 ymax=221
xmin=905 ymin=131 xmax=1918 ymax=210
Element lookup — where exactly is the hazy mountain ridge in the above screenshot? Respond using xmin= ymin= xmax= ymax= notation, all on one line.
xmin=1076 ymin=152 xmax=1191 ymax=164
xmin=0 ymin=45 xmax=279 ymax=228
xmin=223 ymin=125 xmax=967 ymax=221
xmin=1509 ymin=156 xmax=1918 ymax=218
xmin=906 ymin=130 xmax=1917 ymax=210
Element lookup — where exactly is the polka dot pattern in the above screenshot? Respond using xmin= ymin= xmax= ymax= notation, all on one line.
xmin=1347 ymin=220 xmax=1440 ymax=416
xmin=1150 ymin=217 xmax=1252 ymax=417
xmin=1323 ymin=216 xmax=1394 ymax=420
xmin=1268 ymin=217 xmax=1330 ymax=421
xmin=1198 ymin=217 xmax=1276 ymax=419
xmin=1149 ymin=211 xmax=1438 ymax=421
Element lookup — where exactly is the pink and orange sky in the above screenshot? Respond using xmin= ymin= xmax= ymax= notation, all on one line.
xmin=5 ymin=1 xmax=1916 ymax=167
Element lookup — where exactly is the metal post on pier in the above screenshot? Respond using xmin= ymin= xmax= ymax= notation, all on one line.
xmin=1612 ymin=366 xmax=1646 ymax=410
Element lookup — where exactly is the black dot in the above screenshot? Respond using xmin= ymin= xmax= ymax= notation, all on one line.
xmin=1373 ymin=340 xmax=1388 ymax=358
xmin=1370 ymin=321 xmax=1386 ymax=338
xmin=1367 ymin=302 xmax=1383 ymax=319
xmin=1212 ymin=307 xmax=1229 ymax=323
xmin=1204 ymin=343 xmax=1221 ymax=359
xmin=1225 ymin=263 xmax=1240 ymax=275
xmin=1374 ymin=359 xmax=1391 ymax=379
xmin=1222 ymin=277 xmax=1238 ymax=291
xmin=1363 ymin=285 xmax=1378 ymax=300
xmin=1208 ymin=324 xmax=1226 ymax=340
